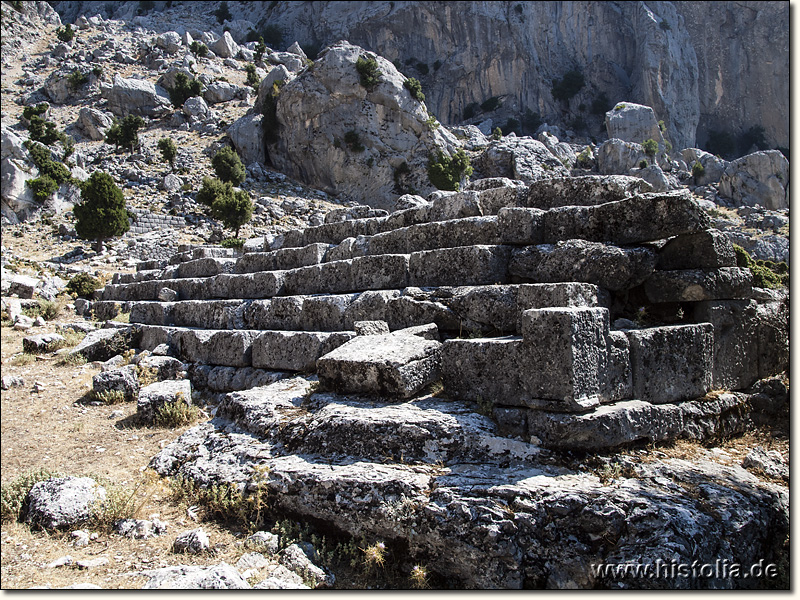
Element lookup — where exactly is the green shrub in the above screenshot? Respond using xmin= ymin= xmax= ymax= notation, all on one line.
xmin=67 ymin=69 xmax=88 ymax=90
xmin=262 ymin=23 xmax=284 ymax=48
xmin=480 ymin=96 xmax=500 ymax=112
xmin=27 ymin=115 xmax=60 ymax=145
xmin=215 ymin=0 xmax=231 ymax=23
xmin=639 ymin=159 xmax=648 ymax=169
xmin=211 ymin=189 xmax=253 ymax=238
xmin=1 ymin=469 xmax=61 ymax=522
xmin=254 ymin=38 xmax=266 ymax=63
xmin=56 ymin=23 xmax=74 ymax=43
xmin=356 ymin=55 xmax=381 ymax=91
xmin=492 ymin=127 xmax=502 ymax=140
xmin=22 ymin=102 xmax=49 ymax=122
xmin=733 ymin=244 xmax=788 ymax=289
xmin=522 ymin=109 xmax=542 ymax=133
xmin=503 ymin=118 xmax=521 ymax=136
xmin=642 ymin=138 xmax=659 ymax=156
xmin=428 ymin=149 xmax=473 ymax=191
xmin=691 ymin=161 xmax=705 ymax=180
xmin=158 ymin=137 xmax=177 ymax=170
xmin=551 ymin=69 xmax=584 ymax=102
xmin=74 ymin=171 xmax=130 ymax=252
xmin=404 ymin=77 xmax=425 ymax=102
xmin=66 ymin=272 xmax=101 ymax=299
xmin=344 ymin=130 xmax=365 ymax=152
xmin=197 ymin=177 xmax=230 ymax=207
xmin=24 ymin=141 xmax=71 ymax=184
xmin=27 ymin=175 xmax=59 ymax=202
xmin=212 ymin=146 xmax=246 ymax=185
xmin=245 ymin=63 xmax=260 ymax=88
xmin=190 ymin=41 xmax=208 ymax=57
xmin=105 ymin=115 xmax=145 ymax=152
xmin=167 ymin=72 xmax=202 ymax=108
xmin=154 ymin=397 xmax=201 ymax=427
xmin=220 ymin=237 xmax=245 ymax=248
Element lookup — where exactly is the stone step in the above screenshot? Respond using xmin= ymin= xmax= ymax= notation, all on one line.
xmin=519 ymin=389 xmax=786 ymax=451
xmin=121 ymin=283 xmax=607 ymax=335
xmin=137 ymin=325 xmax=355 ymax=371
xmin=99 ymin=246 xmax=514 ymax=302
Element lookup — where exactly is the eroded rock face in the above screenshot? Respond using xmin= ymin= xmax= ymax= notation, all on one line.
xmin=266 ymin=41 xmax=458 ymax=209
xmin=717 ymin=150 xmax=789 ymax=210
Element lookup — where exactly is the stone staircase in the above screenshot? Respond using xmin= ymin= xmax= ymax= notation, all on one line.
xmin=96 ymin=175 xmax=788 ymax=450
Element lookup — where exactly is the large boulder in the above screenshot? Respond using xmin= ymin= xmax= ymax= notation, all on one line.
xmin=717 ymin=150 xmax=789 ymax=210
xmin=77 ymin=107 xmax=114 ymax=141
xmin=209 ymin=31 xmax=239 ymax=59
xmin=102 ymin=74 xmax=172 ymax=117
xmin=681 ymin=148 xmax=727 ymax=185
xmin=1 ymin=156 xmax=38 ymax=224
xmin=475 ymin=137 xmax=568 ymax=183
xmin=605 ymin=102 xmax=665 ymax=149
xmin=596 ymin=139 xmax=648 ymax=175
xmin=262 ymin=41 xmax=458 ymax=210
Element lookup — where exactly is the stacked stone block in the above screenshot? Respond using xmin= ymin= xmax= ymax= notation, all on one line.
xmin=96 ymin=175 xmax=788 ymax=450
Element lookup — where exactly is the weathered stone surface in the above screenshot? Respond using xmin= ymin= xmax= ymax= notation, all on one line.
xmin=22 ymin=333 xmax=65 ymax=354
xmin=173 ymin=528 xmax=210 ymax=554
xmin=354 ymin=320 xmax=390 ymax=335
xmin=102 ymin=74 xmax=171 ymax=117
xmin=317 ymin=330 xmax=441 ymax=398
xmin=251 ymin=330 xmax=355 ymax=372
xmin=26 ymin=477 xmax=106 ymax=530
xmin=235 ymin=243 xmax=331 ymax=273
xmin=527 ymin=391 xmax=775 ymax=450
xmin=409 ymin=245 xmax=510 ymax=287
xmin=693 ymin=300 xmax=759 ymax=390
xmin=267 ymin=41 xmax=458 ymax=209
xmin=217 ymin=377 xmax=315 ymax=436
xmin=625 ymin=324 xmax=713 ymax=404
xmin=657 ymin=229 xmax=737 ymax=270
xmin=140 ymin=563 xmax=250 ymax=589
xmin=497 ymin=207 xmax=545 ymax=245
xmin=596 ymin=139 xmax=647 ymax=175
xmin=77 ymin=107 xmax=114 ymax=141
xmin=209 ymin=31 xmax=239 ymax=58
xmin=137 ymin=379 xmax=193 ymax=423
xmin=605 ymin=102 xmax=665 ymax=148
xmin=68 ymin=326 xmax=139 ymax=362
xmin=644 ymin=267 xmax=753 ymax=303
xmin=92 ymin=364 xmax=140 ymax=402
xmin=542 ymin=191 xmax=711 ymax=245
xmin=475 ymin=137 xmax=568 ymax=183
xmin=189 ymin=365 xmax=285 ymax=393
xmin=171 ymin=329 xmax=259 ymax=367
xmin=509 ymin=241 xmax=656 ymax=291
xmin=681 ymin=148 xmax=727 ymax=185
xmin=227 ymin=112 xmax=265 ymax=166
xmin=116 ymin=518 xmax=168 ymax=539
xmin=743 ymin=447 xmax=789 ymax=481
xmin=280 ymin=544 xmax=334 ymax=588
xmin=366 ymin=216 xmax=499 ymax=255
xmin=138 ymin=355 xmax=186 ymax=381
xmin=717 ymin=150 xmax=789 ymax=210
xmin=525 ymin=175 xmax=652 ymax=209
xmin=753 ymin=294 xmax=789 ymax=380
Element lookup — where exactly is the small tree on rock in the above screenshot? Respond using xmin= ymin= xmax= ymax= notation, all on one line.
xmin=74 ymin=171 xmax=130 ymax=253
xmin=642 ymin=138 xmax=659 ymax=158
xmin=212 ymin=146 xmax=246 ymax=185
xmin=106 ymin=115 xmax=145 ymax=152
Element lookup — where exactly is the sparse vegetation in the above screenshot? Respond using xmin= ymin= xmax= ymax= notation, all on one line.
xmin=1 ymin=469 xmax=62 ymax=522
xmin=244 ymin=63 xmax=260 ymax=88
xmin=67 ymin=68 xmax=88 ymax=91
xmin=356 ymin=55 xmax=382 ymax=91
xmin=190 ymin=40 xmax=208 ymax=57
xmin=66 ymin=272 xmax=101 ymax=299
xmin=480 ymin=96 xmax=500 ymax=112
xmin=215 ymin=0 xmax=231 ymax=24
xmin=55 ymin=23 xmax=75 ymax=43
xmin=196 ymin=177 xmax=253 ymax=238
xmin=344 ymin=130 xmax=365 ymax=152
xmin=167 ymin=72 xmax=202 ymax=108
xmin=642 ymin=138 xmax=659 ymax=157
xmin=733 ymin=244 xmax=788 ymax=289
xmin=105 ymin=115 xmax=146 ymax=152
xmin=463 ymin=102 xmax=479 ymax=120
xmin=691 ymin=160 xmax=705 ymax=182
xmin=404 ymin=77 xmax=425 ymax=101
xmin=154 ymin=394 xmax=201 ymax=427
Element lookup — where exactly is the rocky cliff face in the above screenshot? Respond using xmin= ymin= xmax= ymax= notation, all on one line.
xmin=50 ymin=1 xmax=788 ymax=152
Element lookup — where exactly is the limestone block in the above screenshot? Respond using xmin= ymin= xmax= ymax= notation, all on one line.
xmin=428 ymin=190 xmax=483 ymax=221
xmin=171 ymin=300 xmax=235 ymax=329
xmin=175 ymin=258 xmax=236 ymax=279
xmin=26 ymin=477 xmax=106 ymax=530
xmin=351 ymin=254 xmax=410 ymax=291
xmin=498 ymin=207 xmax=545 ymax=245
xmin=300 ymin=294 xmax=358 ymax=331
xmin=342 ymin=290 xmax=400 ymax=326
xmin=22 ymin=333 xmax=65 ymax=354
xmin=520 ymin=307 xmax=610 ymax=411
xmin=317 ymin=331 xmax=442 ymax=398
xmin=526 ymin=175 xmax=652 ymax=209
xmin=657 ymin=230 xmax=737 ymax=270
xmin=625 ymin=324 xmax=713 ymax=403
xmin=542 ymin=191 xmax=710 ymax=245
xmin=509 ymin=241 xmax=656 ymax=291
xmin=409 ymin=245 xmax=510 ymax=287
xmin=137 ymin=379 xmax=192 ymax=423
xmin=382 ymin=205 xmax=431 ymax=231
xmin=754 ymin=296 xmax=789 ymax=379
xmin=473 ymin=180 xmax=528 ymax=214
xmin=93 ymin=364 xmax=140 ymax=402
xmin=385 ymin=296 xmax=459 ymax=331
xmin=252 ymin=331 xmax=355 ymax=371
xmin=173 ymin=329 xmax=260 ymax=367
xmin=693 ymin=300 xmax=759 ymax=391
xmin=354 ymin=321 xmax=390 ymax=335
xmin=644 ymin=267 xmax=753 ymax=303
